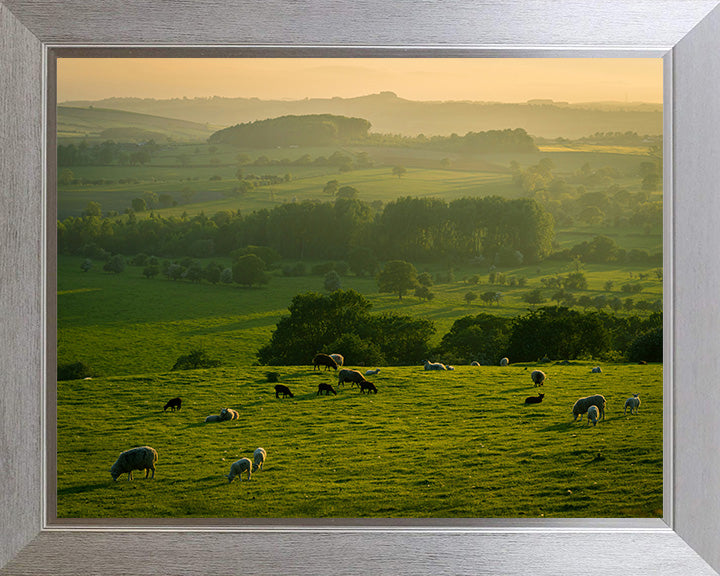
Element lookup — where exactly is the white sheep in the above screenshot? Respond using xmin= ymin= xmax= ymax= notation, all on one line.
xmin=500 ymin=357 xmax=509 ymax=366
xmin=530 ymin=370 xmax=546 ymax=387
xmin=205 ymin=414 xmax=222 ymax=423
xmin=329 ymin=353 xmax=344 ymax=367
xmin=591 ymin=366 xmax=602 ymax=374
xmin=227 ymin=458 xmax=253 ymax=482
xmin=365 ymin=368 xmax=380 ymax=376
xmin=470 ymin=361 xmax=481 ymax=367
xmin=624 ymin=394 xmax=641 ymax=415
xmin=586 ymin=405 xmax=599 ymax=426
xmin=423 ymin=359 xmax=447 ymax=371
xmin=253 ymin=447 xmax=267 ymax=472
xmin=110 ymin=446 xmax=158 ymax=481
xmin=572 ymin=394 xmax=606 ymax=421
xmin=447 ymin=365 xmax=455 ymax=370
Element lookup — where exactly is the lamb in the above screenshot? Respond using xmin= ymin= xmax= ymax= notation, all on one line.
xmin=572 ymin=394 xmax=606 ymax=422
xmin=205 ymin=414 xmax=222 ymax=423
xmin=447 ymin=366 xmax=455 ymax=371
xmin=317 ymin=382 xmax=337 ymax=396
xmin=329 ymin=353 xmax=344 ymax=367
xmin=338 ymin=368 xmax=367 ymax=387
xmin=365 ymin=368 xmax=381 ymax=376
xmin=252 ymin=447 xmax=267 ymax=472
xmin=423 ymin=359 xmax=447 ymax=370
xmin=524 ymin=393 xmax=544 ymax=404
xmin=530 ymin=370 xmax=546 ymax=387
xmin=220 ymin=407 xmax=239 ymax=421
xmin=110 ymin=446 xmax=158 ymax=481
xmin=274 ymin=384 xmax=294 ymax=398
xmin=624 ymin=394 xmax=641 ymax=415
xmin=500 ymin=357 xmax=509 ymax=366
xmin=313 ymin=353 xmax=338 ymax=371
xmin=227 ymin=458 xmax=252 ymax=482
xmin=470 ymin=361 xmax=481 ymax=367
xmin=591 ymin=366 xmax=602 ymax=374
xmin=359 ymin=381 xmax=378 ymax=394
xmin=586 ymin=405 xmax=600 ymax=426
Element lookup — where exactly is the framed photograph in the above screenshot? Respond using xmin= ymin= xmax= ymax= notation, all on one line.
xmin=2 ymin=1 xmax=720 ymax=575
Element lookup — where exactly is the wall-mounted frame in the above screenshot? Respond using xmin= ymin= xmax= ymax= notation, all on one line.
xmin=2 ymin=1 xmax=720 ymax=574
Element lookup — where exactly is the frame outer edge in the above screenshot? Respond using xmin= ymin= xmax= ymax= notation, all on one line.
xmin=0 ymin=2 xmax=44 ymax=570
xmin=672 ymin=3 xmax=720 ymax=573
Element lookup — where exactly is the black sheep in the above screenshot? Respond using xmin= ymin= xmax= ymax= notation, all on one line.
xmin=274 ymin=384 xmax=294 ymax=398
xmin=313 ymin=353 xmax=339 ymax=371
xmin=163 ymin=397 xmax=182 ymax=411
xmin=317 ymin=382 xmax=337 ymax=396
xmin=524 ymin=393 xmax=544 ymax=404
xmin=359 ymin=381 xmax=378 ymax=394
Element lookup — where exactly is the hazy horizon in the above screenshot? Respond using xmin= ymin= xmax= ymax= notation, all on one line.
xmin=58 ymin=58 xmax=662 ymax=104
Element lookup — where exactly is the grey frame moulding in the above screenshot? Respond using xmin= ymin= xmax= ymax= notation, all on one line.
xmin=2 ymin=1 xmax=720 ymax=575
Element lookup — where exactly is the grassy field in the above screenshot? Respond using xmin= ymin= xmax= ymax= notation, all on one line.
xmin=58 ymin=255 xmax=663 ymax=377
xmin=57 ymin=141 xmax=655 ymax=219
xmin=56 ymin=362 xmax=662 ymax=518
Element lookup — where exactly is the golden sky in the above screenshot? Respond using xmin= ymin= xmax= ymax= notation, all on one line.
xmin=57 ymin=58 xmax=662 ymax=103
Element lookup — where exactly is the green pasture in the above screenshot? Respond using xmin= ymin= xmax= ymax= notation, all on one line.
xmin=58 ymin=255 xmax=663 ymax=378
xmin=57 ymin=141 xmax=654 ymax=220
xmin=56 ymin=363 xmax=662 ymax=518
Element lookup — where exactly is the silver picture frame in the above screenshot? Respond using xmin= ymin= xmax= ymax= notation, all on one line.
xmin=2 ymin=1 xmax=720 ymax=574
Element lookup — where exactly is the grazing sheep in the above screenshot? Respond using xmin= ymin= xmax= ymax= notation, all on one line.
xmin=423 ymin=359 xmax=447 ymax=370
xmin=624 ymin=394 xmax=641 ymax=415
xmin=313 ymin=353 xmax=338 ymax=371
xmin=500 ymin=357 xmax=509 ymax=366
xmin=470 ymin=361 xmax=481 ymax=367
xmin=205 ymin=414 xmax=222 ymax=423
xmin=359 ymin=381 xmax=378 ymax=394
xmin=274 ymin=384 xmax=294 ymax=398
xmin=365 ymin=368 xmax=381 ymax=376
xmin=338 ymin=368 xmax=367 ymax=387
xmin=110 ymin=446 xmax=158 ymax=481
xmin=587 ymin=405 xmax=600 ymax=426
xmin=447 ymin=366 xmax=455 ymax=371
xmin=591 ymin=366 xmax=602 ymax=374
xmin=524 ymin=393 xmax=545 ymax=404
xmin=220 ymin=407 xmax=239 ymax=421
xmin=317 ymin=382 xmax=337 ymax=396
xmin=572 ymin=394 xmax=606 ymax=422
xmin=163 ymin=397 xmax=182 ymax=411
xmin=329 ymin=353 xmax=344 ymax=367
xmin=227 ymin=458 xmax=252 ymax=482
xmin=530 ymin=370 xmax=546 ymax=387
xmin=252 ymin=447 xmax=267 ymax=472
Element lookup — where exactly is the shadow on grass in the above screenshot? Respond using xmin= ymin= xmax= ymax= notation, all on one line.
xmin=57 ymin=482 xmax=111 ymax=496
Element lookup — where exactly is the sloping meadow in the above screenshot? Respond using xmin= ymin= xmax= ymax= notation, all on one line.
xmin=56 ymin=363 xmax=662 ymax=518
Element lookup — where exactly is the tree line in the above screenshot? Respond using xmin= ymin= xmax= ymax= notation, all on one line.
xmin=58 ymin=195 xmax=555 ymax=265
xmin=258 ymin=289 xmax=662 ymax=366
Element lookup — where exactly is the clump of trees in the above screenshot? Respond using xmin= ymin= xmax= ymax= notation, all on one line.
xmin=436 ymin=307 xmax=662 ymax=365
xmin=208 ymin=114 xmax=372 ymax=147
xmin=257 ymin=290 xmax=434 ymax=366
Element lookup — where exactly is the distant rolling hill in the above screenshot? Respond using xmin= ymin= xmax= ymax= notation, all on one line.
xmin=57 ymin=106 xmax=216 ymax=142
xmin=60 ymin=93 xmax=663 ymax=139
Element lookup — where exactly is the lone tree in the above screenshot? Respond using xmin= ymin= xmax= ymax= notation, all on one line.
xmin=378 ymin=260 xmax=418 ymax=300
xmin=392 ymin=165 xmax=407 ymax=178
xmin=232 ymin=254 xmax=269 ymax=287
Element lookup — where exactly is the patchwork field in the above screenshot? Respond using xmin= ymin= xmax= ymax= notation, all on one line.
xmin=56 ymin=363 xmax=662 ymax=519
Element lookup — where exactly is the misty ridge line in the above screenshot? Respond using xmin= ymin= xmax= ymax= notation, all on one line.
xmin=58 ymin=92 xmax=662 ymax=140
